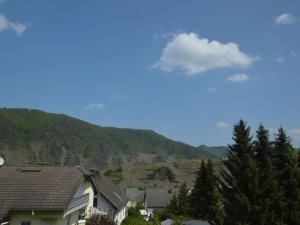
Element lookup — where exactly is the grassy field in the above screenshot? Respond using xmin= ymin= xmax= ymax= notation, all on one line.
xmin=112 ymin=158 xmax=222 ymax=187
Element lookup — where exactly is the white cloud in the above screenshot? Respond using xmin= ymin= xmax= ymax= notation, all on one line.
xmin=277 ymin=57 xmax=284 ymax=63
xmin=268 ymin=128 xmax=278 ymax=134
xmin=207 ymin=87 xmax=217 ymax=93
xmin=226 ymin=74 xmax=249 ymax=82
xmin=290 ymin=129 xmax=300 ymax=143
xmin=290 ymin=50 xmax=296 ymax=56
xmin=0 ymin=14 xmax=28 ymax=36
xmin=84 ymin=103 xmax=106 ymax=112
xmin=113 ymin=95 xmax=128 ymax=102
xmin=216 ymin=121 xmax=229 ymax=128
xmin=154 ymin=32 xmax=255 ymax=75
xmin=275 ymin=13 xmax=296 ymax=25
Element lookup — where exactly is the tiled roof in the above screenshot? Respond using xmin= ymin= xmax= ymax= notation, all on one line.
xmin=93 ymin=173 xmax=126 ymax=210
xmin=145 ymin=188 xmax=178 ymax=208
xmin=0 ymin=167 xmax=86 ymax=220
xmin=126 ymin=188 xmax=144 ymax=203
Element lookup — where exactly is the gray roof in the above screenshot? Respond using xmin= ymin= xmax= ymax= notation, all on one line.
xmin=161 ymin=219 xmax=173 ymax=225
xmin=126 ymin=188 xmax=144 ymax=203
xmin=182 ymin=220 xmax=210 ymax=225
xmin=0 ymin=167 xmax=90 ymax=220
xmin=93 ymin=172 xmax=126 ymax=211
xmin=145 ymin=188 xmax=178 ymax=208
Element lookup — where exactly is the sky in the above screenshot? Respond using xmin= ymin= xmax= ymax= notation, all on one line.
xmin=0 ymin=0 xmax=300 ymax=147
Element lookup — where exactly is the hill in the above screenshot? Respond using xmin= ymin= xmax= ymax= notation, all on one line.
xmin=0 ymin=108 xmax=227 ymax=173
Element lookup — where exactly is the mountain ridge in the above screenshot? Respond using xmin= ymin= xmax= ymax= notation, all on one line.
xmin=0 ymin=108 xmax=227 ymax=170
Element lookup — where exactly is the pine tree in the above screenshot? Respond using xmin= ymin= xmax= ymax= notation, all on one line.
xmin=220 ymin=120 xmax=259 ymax=225
xmin=190 ymin=160 xmax=208 ymax=219
xmin=253 ymin=125 xmax=285 ymax=225
xmin=190 ymin=160 xmax=223 ymax=225
xmin=166 ymin=192 xmax=178 ymax=215
xmin=205 ymin=160 xmax=224 ymax=225
xmin=177 ymin=183 xmax=190 ymax=216
xmin=274 ymin=128 xmax=300 ymax=225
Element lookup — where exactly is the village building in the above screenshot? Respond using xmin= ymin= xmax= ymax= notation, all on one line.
xmin=92 ymin=170 xmax=127 ymax=225
xmin=0 ymin=167 xmax=127 ymax=225
xmin=125 ymin=188 xmax=145 ymax=208
xmin=144 ymin=187 xmax=178 ymax=217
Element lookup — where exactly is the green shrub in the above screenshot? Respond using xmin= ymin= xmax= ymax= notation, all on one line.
xmin=121 ymin=216 xmax=148 ymax=225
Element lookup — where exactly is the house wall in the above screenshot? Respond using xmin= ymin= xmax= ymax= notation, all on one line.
xmin=95 ymin=195 xmax=126 ymax=225
xmin=74 ymin=178 xmax=95 ymax=218
xmin=8 ymin=211 xmax=80 ymax=225
xmin=95 ymin=194 xmax=116 ymax=218
xmin=126 ymin=201 xmax=137 ymax=208
xmin=114 ymin=207 xmax=126 ymax=225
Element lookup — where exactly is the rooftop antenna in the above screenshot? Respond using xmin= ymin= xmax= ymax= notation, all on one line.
xmin=0 ymin=157 xmax=4 ymax=168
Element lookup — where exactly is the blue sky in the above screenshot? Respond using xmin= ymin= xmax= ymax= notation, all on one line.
xmin=0 ymin=0 xmax=300 ymax=146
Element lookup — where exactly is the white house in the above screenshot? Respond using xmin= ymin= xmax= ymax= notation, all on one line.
xmin=0 ymin=167 xmax=127 ymax=225
xmin=0 ymin=166 xmax=97 ymax=225
xmin=92 ymin=170 xmax=127 ymax=225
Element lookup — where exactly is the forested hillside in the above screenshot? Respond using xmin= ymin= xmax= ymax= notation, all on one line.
xmin=0 ymin=108 xmax=227 ymax=170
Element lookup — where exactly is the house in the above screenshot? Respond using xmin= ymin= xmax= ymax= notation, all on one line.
xmin=125 ymin=188 xmax=145 ymax=208
xmin=0 ymin=166 xmax=97 ymax=225
xmin=92 ymin=171 xmax=127 ymax=225
xmin=144 ymin=187 xmax=178 ymax=216
xmin=0 ymin=167 xmax=127 ymax=225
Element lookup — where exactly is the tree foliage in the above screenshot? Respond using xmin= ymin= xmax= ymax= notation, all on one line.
xmin=220 ymin=120 xmax=259 ymax=225
xmin=191 ymin=160 xmax=223 ymax=225
xmin=273 ymin=128 xmax=300 ymax=225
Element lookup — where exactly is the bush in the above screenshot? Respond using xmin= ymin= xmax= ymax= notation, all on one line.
xmin=121 ymin=216 xmax=149 ymax=225
xmin=86 ymin=214 xmax=116 ymax=225
xmin=127 ymin=207 xmax=140 ymax=217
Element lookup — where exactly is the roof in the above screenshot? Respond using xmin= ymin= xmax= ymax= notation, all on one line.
xmin=145 ymin=188 xmax=178 ymax=208
xmin=126 ymin=188 xmax=144 ymax=203
xmin=0 ymin=167 xmax=89 ymax=219
xmin=161 ymin=219 xmax=173 ymax=225
xmin=93 ymin=172 xmax=126 ymax=210
xmin=182 ymin=220 xmax=210 ymax=225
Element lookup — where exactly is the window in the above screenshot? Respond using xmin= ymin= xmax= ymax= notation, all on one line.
xmin=78 ymin=208 xmax=85 ymax=220
xmin=93 ymin=196 xmax=98 ymax=207
xmin=21 ymin=222 xmax=31 ymax=225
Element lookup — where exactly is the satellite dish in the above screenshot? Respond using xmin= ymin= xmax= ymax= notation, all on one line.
xmin=0 ymin=157 xmax=4 ymax=167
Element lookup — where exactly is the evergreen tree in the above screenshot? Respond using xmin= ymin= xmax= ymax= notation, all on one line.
xmin=166 ymin=192 xmax=178 ymax=215
xmin=274 ymin=128 xmax=300 ymax=225
xmin=205 ymin=160 xmax=224 ymax=225
xmin=253 ymin=125 xmax=285 ymax=225
xmin=190 ymin=160 xmax=223 ymax=225
xmin=220 ymin=120 xmax=259 ymax=225
xmin=190 ymin=160 xmax=208 ymax=219
xmin=177 ymin=183 xmax=190 ymax=216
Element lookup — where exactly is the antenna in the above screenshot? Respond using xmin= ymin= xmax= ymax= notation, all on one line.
xmin=0 ymin=157 xmax=4 ymax=167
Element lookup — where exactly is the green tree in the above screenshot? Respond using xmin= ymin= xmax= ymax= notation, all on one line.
xmin=177 ymin=183 xmax=190 ymax=216
xmin=190 ymin=160 xmax=207 ymax=219
xmin=220 ymin=120 xmax=259 ymax=225
xmin=253 ymin=125 xmax=285 ymax=225
xmin=190 ymin=160 xmax=223 ymax=225
xmin=166 ymin=193 xmax=178 ymax=215
xmin=274 ymin=128 xmax=300 ymax=225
